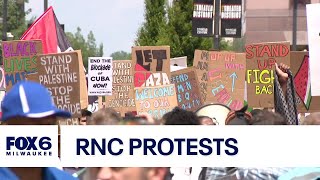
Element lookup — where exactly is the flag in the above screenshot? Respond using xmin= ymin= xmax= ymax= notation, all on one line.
xmin=20 ymin=6 xmax=73 ymax=54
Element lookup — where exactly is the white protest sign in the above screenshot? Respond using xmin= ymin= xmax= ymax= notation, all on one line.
xmin=170 ymin=56 xmax=187 ymax=67
xmin=307 ymin=4 xmax=320 ymax=96
xmin=88 ymin=57 xmax=113 ymax=96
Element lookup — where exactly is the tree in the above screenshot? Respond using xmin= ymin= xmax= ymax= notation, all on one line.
xmin=0 ymin=0 xmax=32 ymax=40
xmin=136 ymin=0 xmax=232 ymax=66
xmin=66 ymin=27 xmax=103 ymax=69
xmin=135 ymin=0 xmax=166 ymax=46
xmin=110 ymin=51 xmax=131 ymax=60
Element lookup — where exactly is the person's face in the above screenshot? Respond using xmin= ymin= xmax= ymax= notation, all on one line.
xmin=4 ymin=116 xmax=57 ymax=125
xmin=200 ymin=117 xmax=215 ymax=125
xmin=89 ymin=167 xmax=167 ymax=180
xmin=90 ymin=167 xmax=147 ymax=180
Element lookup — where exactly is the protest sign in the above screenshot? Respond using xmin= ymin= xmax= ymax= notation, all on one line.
xmin=132 ymin=46 xmax=171 ymax=87
xmin=2 ymin=40 xmax=42 ymax=90
xmin=246 ymin=42 xmax=290 ymax=108
xmin=170 ymin=56 xmax=187 ymax=67
xmin=0 ymin=66 xmax=6 ymax=91
xmin=291 ymin=51 xmax=320 ymax=113
xmin=31 ymin=51 xmax=87 ymax=117
xmin=192 ymin=0 xmax=215 ymax=37
xmin=307 ymin=4 xmax=320 ymax=96
xmin=171 ymin=67 xmax=203 ymax=111
xmin=220 ymin=0 xmax=243 ymax=38
xmin=88 ymin=57 xmax=112 ymax=96
xmin=58 ymin=118 xmax=79 ymax=125
xmin=193 ymin=50 xmax=210 ymax=102
xmin=205 ymin=52 xmax=245 ymax=110
xmin=104 ymin=60 xmax=136 ymax=116
xmin=135 ymin=84 xmax=178 ymax=119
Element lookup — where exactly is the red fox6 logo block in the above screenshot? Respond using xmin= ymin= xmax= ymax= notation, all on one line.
xmin=6 ymin=136 xmax=52 ymax=156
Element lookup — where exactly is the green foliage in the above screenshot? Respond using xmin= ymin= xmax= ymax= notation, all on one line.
xmin=66 ymin=27 xmax=103 ymax=69
xmin=110 ymin=51 xmax=131 ymax=60
xmin=136 ymin=0 xmax=232 ymax=66
xmin=135 ymin=0 xmax=166 ymax=46
xmin=0 ymin=0 xmax=32 ymax=39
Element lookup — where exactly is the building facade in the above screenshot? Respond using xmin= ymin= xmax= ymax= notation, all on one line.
xmin=244 ymin=0 xmax=319 ymax=50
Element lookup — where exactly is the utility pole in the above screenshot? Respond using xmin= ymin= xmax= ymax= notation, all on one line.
xmin=213 ymin=0 xmax=220 ymax=50
xmin=2 ymin=0 xmax=8 ymax=41
xmin=44 ymin=0 xmax=48 ymax=12
xmin=292 ymin=0 xmax=298 ymax=51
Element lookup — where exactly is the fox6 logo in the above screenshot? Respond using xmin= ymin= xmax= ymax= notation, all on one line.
xmin=6 ymin=136 xmax=52 ymax=156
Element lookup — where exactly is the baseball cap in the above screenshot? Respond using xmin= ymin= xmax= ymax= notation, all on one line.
xmin=1 ymin=81 xmax=71 ymax=121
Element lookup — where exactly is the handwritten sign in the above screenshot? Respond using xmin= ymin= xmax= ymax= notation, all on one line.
xmin=206 ymin=52 xmax=245 ymax=110
xmin=88 ymin=57 xmax=112 ymax=96
xmin=33 ymin=51 xmax=84 ymax=117
xmin=171 ymin=67 xmax=203 ymax=111
xmin=291 ymin=51 xmax=320 ymax=113
xmin=132 ymin=46 xmax=171 ymax=87
xmin=193 ymin=50 xmax=209 ymax=102
xmin=2 ymin=40 xmax=42 ymax=90
xmin=104 ymin=60 xmax=136 ymax=116
xmin=135 ymin=84 xmax=178 ymax=119
xmin=246 ymin=42 xmax=290 ymax=108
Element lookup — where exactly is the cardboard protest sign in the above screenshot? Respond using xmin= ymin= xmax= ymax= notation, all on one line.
xmin=206 ymin=52 xmax=245 ymax=110
xmin=171 ymin=67 xmax=203 ymax=111
xmin=104 ymin=60 xmax=136 ymax=116
xmin=2 ymin=40 xmax=42 ymax=90
xmin=88 ymin=57 xmax=113 ymax=96
xmin=58 ymin=118 xmax=79 ymax=125
xmin=31 ymin=50 xmax=87 ymax=117
xmin=193 ymin=50 xmax=210 ymax=102
xmin=246 ymin=42 xmax=290 ymax=108
xmin=307 ymin=4 xmax=320 ymax=96
xmin=135 ymin=84 xmax=178 ymax=119
xmin=132 ymin=46 xmax=171 ymax=87
xmin=291 ymin=51 xmax=320 ymax=113
xmin=0 ymin=66 xmax=6 ymax=91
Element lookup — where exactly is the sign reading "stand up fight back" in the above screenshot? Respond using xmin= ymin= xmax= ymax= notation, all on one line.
xmin=246 ymin=42 xmax=290 ymax=108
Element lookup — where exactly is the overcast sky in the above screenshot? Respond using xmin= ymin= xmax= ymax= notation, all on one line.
xmin=25 ymin=0 xmax=145 ymax=56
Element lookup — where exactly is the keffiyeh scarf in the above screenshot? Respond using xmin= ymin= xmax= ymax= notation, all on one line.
xmin=274 ymin=70 xmax=299 ymax=125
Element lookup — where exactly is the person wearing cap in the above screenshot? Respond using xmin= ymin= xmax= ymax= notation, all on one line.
xmin=0 ymin=81 xmax=77 ymax=180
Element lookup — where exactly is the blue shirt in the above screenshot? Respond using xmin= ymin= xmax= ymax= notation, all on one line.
xmin=0 ymin=167 xmax=78 ymax=180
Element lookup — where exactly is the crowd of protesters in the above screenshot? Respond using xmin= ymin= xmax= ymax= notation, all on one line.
xmin=0 ymin=58 xmax=319 ymax=180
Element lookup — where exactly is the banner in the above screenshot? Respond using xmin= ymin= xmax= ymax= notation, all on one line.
xmin=246 ymin=42 xmax=290 ymax=108
xmin=30 ymin=51 xmax=87 ymax=117
xmin=88 ymin=57 xmax=113 ymax=96
xmin=132 ymin=46 xmax=171 ymax=87
xmin=104 ymin=60 xmax=136 ymax=116
xmin=306 ymin=4 xmax=320 ymax=96
xmin=206 ymin=51 xmax=245 ymax=110
xmin=171 ymin=68 xmax=203 ymax=111
xmin=2 ymin=40 xmax=43 ymax=90
xmin=60 ymin=126 xmax=320 ymax=167
xmin=192 ymin=0 xmax=215 ymax=37
xmin=134 ymin=84 xmax=178 ymax=119
xmin=220 ymin=0 xmax=242 ymax=38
